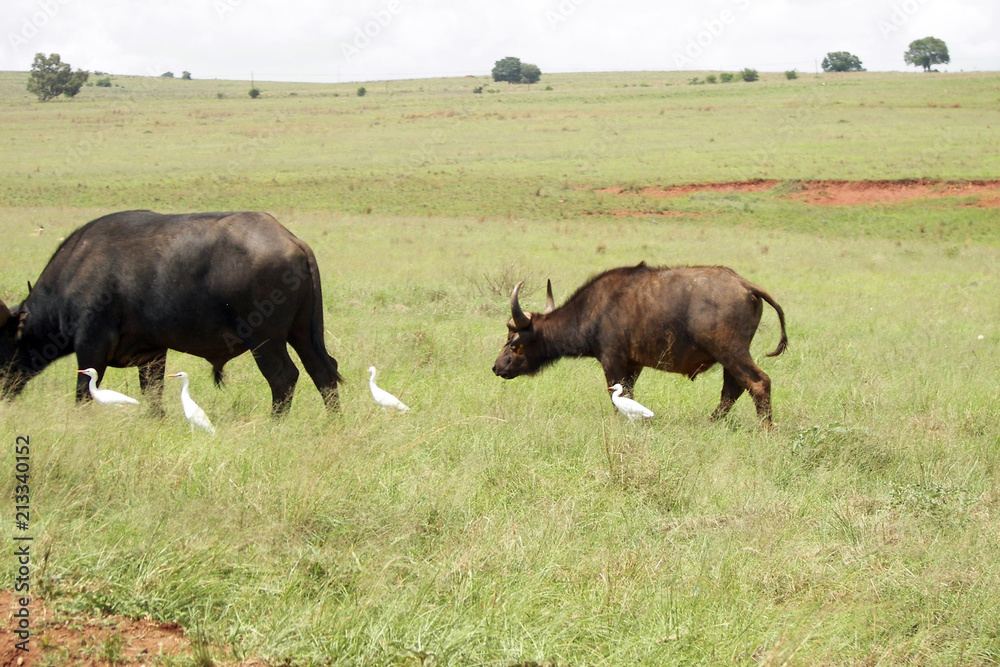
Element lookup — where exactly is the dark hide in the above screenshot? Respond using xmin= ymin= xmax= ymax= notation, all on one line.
xmin=0 ymin=210 xmax=342 ymax=414
xmin=492 ymin=263 xmax=788 ymax=427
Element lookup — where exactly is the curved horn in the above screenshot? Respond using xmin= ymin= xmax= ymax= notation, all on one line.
xmin=544 ymin=279 xmax=555 ymax=314
xmin=26 ymin=281 xmax=33 ymax=295
xmin=509 ymin=281 xmax=531 ymax=330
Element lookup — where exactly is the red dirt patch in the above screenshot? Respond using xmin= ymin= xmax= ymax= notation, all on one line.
xmin=787 ymin=179 xmax=1000 ymax=206
xmin=597 ymin=179 xmax=1000 ymax=207
xmin=1 ymin=592 xmax=189 ymax=666
xmin=0 ymin=592 xmax=268 ymax=666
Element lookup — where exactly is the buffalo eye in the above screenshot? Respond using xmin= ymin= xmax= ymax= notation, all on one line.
xmin=512 ymin=344 xmax=525 ymax=356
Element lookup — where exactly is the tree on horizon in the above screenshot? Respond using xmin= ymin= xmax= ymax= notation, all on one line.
xmin=821 ymin=51 xmax=864 ymax=72
xmin=26 ymin=53 xmax=89 ymax=101
xmin=904 ymin=37 xmax=950 ymax=72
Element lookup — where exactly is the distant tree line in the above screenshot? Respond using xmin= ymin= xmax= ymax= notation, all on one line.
xmin=821 ymin=37 xmax=949 ymax=73
xmin=26 ymin=53 xmax=199 ymax=102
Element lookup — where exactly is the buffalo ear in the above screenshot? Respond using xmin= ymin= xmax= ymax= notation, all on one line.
xmin=14 ymin=308 xmax=28 ymax=341
xmin=0 ymin=299 xmax=9 ymax=329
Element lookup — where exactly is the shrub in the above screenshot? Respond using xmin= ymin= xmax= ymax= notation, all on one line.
xmin=473 ymin=86 xmax=483 ymax=94
xmin=181 ymin=71 xmax=192 ymax=80
xmin=357 ymin=86 xmax=367 ymax=97
xmin=719 ymin=72 xmax=734 ymax=83
xmin=740 ymin=68 xmax=759 ymax=82
xmin=248 ymin=87 xmax=260 ymax=99
xmin=161 ymin=71 xmax=174 ymax=78
xmin=785 ymin=69 xmax=798 ymax=80
xmin=96 ymin=77 xmax=112 ymax=87
xmin=520 ymin=63 xmax=542 ymax=84
xmin=705 ymin=74 xmax=718 ymax=84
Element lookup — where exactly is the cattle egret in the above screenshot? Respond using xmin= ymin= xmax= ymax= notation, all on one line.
xmin=608 ymin=383 xmax=654 ymax=421
xmin=168 ymin=372 xmax=215 ymax=435
xmin=368 ymin=366 xmax=409 ymax=412
xmin=76 ymin=368 xmax=139 ymax=406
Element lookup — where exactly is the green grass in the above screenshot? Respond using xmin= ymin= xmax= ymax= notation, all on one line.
xmin=2 ymin=70 xmax=1000 ymax=665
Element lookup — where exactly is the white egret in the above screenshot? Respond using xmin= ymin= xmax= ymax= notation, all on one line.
xmin=608 ymin=383 xmax=654 ymax=421
xmin=76 ymin=368 xmax=139 ymax=406
xmin=368 ymin=366 xmax=410 ymax=412
xmin=168 ymin=372 xmax=216 ymax=435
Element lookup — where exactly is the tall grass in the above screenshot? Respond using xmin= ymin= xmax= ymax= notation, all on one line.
xmin=1 ymin=70 xmax=999 ymax=665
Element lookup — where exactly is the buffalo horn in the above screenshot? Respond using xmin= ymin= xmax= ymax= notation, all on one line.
xmin=26 ymin=281 xmax=32 ymax=294
xmin=509 ymin=281 xmax=531 ymax=330
xmin=544 ymin=279 xmax=555 ymax=314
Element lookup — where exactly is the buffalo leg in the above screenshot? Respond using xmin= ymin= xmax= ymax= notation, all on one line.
xmin=251 ymin=341 xmax=299 ymax=415
xmin=602 ymin=361 xmax=643 ymax=400
xmin=138 ymin=352 xmax=167 ymax=416
xmin=711 ymin=368 xmax=746 ymax=421
xmin=212 ymin=362 xmax=226 ymax=387
xmin=621 ymin=364 xmax=643 ymax=399
xmin=288 ymin=331 xmax=341 ymax=410
xmin=719 ymin=361 xmax=773 ymax=428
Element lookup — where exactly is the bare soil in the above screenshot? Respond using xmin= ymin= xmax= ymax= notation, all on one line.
xmin=0 ymin=592 xmax=268 ymax=667
xmin=597 ymin=179 xmax=1000 ymax=207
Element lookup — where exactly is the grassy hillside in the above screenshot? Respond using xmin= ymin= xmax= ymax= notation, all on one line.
xmin=1 ymin=70 xmax=1000 ymax=665
xmin=1 ymin=70 xmax=999 ymax=222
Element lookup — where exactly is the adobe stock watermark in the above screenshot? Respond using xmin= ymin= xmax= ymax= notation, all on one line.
xmin=405 ymin=127 xmax=447 ymax=173
xmin=213 ymin=0 xmax=249 ymax=21
xmin=544 ymin=0 xmax=589 ymax=31
xmin=576 ymin=120 xmax=623 ymax=175
xmin=738 ymin=85 xmax=825 ymax=180
xmin=53 ymin=64 xmax=170 ymax=179
xmin=7 ymin=0 xmax=71 ymax=54
xmin=876 ymin=0 xmax=930 ymax=38
xmin=221 ymin=262 xmax=308 ymax=353
xmin=339 ymin=0 xmax=406 ymax=61
xmin=672 ymin=0 xmax=752 ymax=69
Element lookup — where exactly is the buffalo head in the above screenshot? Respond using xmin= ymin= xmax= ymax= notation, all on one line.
xmin=0 ymin=299 xmax=31 ymax=398
xmin=491 ymin=280 xmax=556 ymax=379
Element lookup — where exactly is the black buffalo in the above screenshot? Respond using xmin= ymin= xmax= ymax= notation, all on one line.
xmin=0 ymin=210 xmax=342 ymax=414
xmin=492 ymin=262 xmax=788 ymax=427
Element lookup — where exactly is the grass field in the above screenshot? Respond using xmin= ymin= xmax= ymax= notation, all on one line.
xmin=1 ymin=69 xmax=1000 ymax=665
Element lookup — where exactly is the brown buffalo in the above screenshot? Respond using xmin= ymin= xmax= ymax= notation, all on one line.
xmin=491 ymin=262 xmax=788 ymax=427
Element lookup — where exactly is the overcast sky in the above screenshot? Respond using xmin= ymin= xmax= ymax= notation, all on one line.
xmin=2 ymin=0 xmax=997 ymax=83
